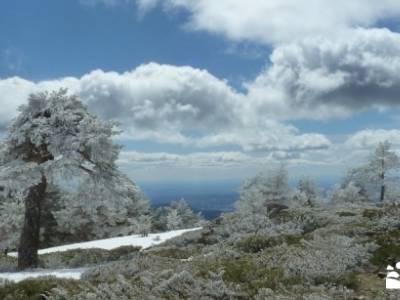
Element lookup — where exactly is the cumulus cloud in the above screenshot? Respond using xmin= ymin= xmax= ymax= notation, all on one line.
xmin=246 ymin=28 xmax=400 ymax=119
xmin=0 ymin=63 xmax=329 ymax=153
xmin=78 ymin=64 xmax=240 ymax=133
xmin=345 ymin=129 xmax=400 ymax=149
xmin=136 ymin=0 xmax=400 ymax=44
xmin=77 ymin=1 xmax=400 ymax=119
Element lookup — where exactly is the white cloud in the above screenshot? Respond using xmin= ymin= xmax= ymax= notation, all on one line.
xmin=136 ymin=0 xmax=400 ymax=44
xmin=345 ymin=129 xmax=400 ymax=149
xmin=0 ymin=63 xmax=330 ymax=153
xmin=195 ymin=124 xmax=330 ymax=152
xmin=118 ymin=150 xmax=334 ymax=170
xmin=78 ymin=64 xmax=240 ymax=133
xmin=246 ymin=28 xmax=400 ymax=119
xmin=77 ymin=2 xmax=400 ymax=119
xmin=118 ymin=151 xmax=252 ymax=168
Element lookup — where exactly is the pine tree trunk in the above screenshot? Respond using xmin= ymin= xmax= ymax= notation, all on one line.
xmin=380 ymin=184 xmax=385 ymax=203
xmin=380 ymin=171 xmax=385 ymax=203
xmin=18 ymin=175 xmax=47 ymax=270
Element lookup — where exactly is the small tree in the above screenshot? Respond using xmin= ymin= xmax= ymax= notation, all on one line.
xmin=0 ymin=89 xmax=125 ymax=270
xmin=166 ymin=209 xmax=183 ymax=230
xmin=167 ymin=198 xmax=203 ymax=228
xmin=293 ymin=177 xmax=318 ymax=207
xmin=134 ymin=215 xmax=152 ymax=237
xmin=239 ymin=165 xmax=290 ymax=208
xmin=368 ymin=141 xmax=400 ymax=202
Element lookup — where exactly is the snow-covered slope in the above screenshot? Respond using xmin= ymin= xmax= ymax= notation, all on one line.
xmin=1 ymin=227 xmax=201 ymax=283
xmin=8 ymin=227 xmax=201 ymax=257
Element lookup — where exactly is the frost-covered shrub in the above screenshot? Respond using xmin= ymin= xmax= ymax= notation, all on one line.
xmin=0 ymin=277 xmax=81 ymax=300
xmin=48 ymin=270 xmax=238 ymax=300
xmin=375 ymin=215 xmax=400 ymax=231
xmin=222 ymin=206 xmax=331 ymax=241
xmin=40 ymin=246 xmax=141 ymax=269
xmin=221 ymin=211 xmax=301 ymax=241
xmin=46 ymin=275 xmax=137 ymax=300
xmin=156 ymin=270 xmax=237 ymax=299
xmin=236 ymin=234 xmax=303 ymax=254
xmin=158 ymin=227 xmax=205 ymax=248
xmin=148 ymin=246 xmax=197 ymax=259
xmin=331 ymin=182 xmax=369 ymax=206
xmin=286 ymin=207 xmax=332 ymax=234
xmin=236 ymin=235 xmax=273 ymax=253
xmin=255 ymin=286 xmax=354 ymax=300
xmin=279 ymin=234 xmax=377 ymax=281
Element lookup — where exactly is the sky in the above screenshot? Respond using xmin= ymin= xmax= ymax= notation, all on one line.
xmin=1 ymin=0 xmax=400 ymax=184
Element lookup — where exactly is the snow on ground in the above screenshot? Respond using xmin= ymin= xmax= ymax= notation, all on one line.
xmin=9 ymin=227 xmax=202 ymax=257
xmin=0 ymin=268 xmax=86 ymax=283
xmin=2 ymin=227 xmax=201 ymax=283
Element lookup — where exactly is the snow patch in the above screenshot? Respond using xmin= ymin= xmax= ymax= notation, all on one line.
xmin=9 ymin=228 xmax=201 ymax=257
xmin=0 ymin=268 xmax=85 ymax=283
xmin=2 ymin=228 xmax=201 ymax=283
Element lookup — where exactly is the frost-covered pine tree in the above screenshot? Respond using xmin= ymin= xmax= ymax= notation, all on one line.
xmin=166 ymin=209 xmax=183 ymax=230
xmin=133 ymin=215 xmax=152 ymax=237
xmin=342 ymin=166 xmax=372 ymax=200
xmin=292 ymin=177 xmax=318 ymax=207
xmin=230 ymin=167 xmax=292 ymax=236
xmin=166 ymin=198 xmax=203 ymax=228
xmin=239 ymin=165 xmax=290 ymax=208
xmin=339 ymin=141 xmax=400 ymax=203
xmin=0 ymin=89 xmax=131 ymax=270
xmin=368 ymin=141 xmax=400 ymax=202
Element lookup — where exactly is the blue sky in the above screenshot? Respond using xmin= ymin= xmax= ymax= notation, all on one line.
xmin=2 ymin=0 xmax=400 ymax=184
xmin=0 ymin=0 xmax=265 ymax=83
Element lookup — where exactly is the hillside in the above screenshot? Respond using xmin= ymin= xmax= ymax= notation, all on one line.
xmin=1 ymin=204 xmax=400 ymax=299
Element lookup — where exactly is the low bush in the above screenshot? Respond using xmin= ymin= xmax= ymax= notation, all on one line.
xmin=0 ymin=277 xmax=81 ymax=300
xmin=363 ymin=208 xmax=384 ymax=219
xmin=236 ymin=234 xmax=303 ymax=253
xmin=337 ymin=211 xmax=357 ymax=217
xmin=236 ymin=235 xmax=273 ymax=253
xmin=370 ymin=230 xmax=400 ymax=266
xmin=40 ymin=246 xmax=141 ymax=268
xmin=148 ymin=246 xmax=197 ymax=259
